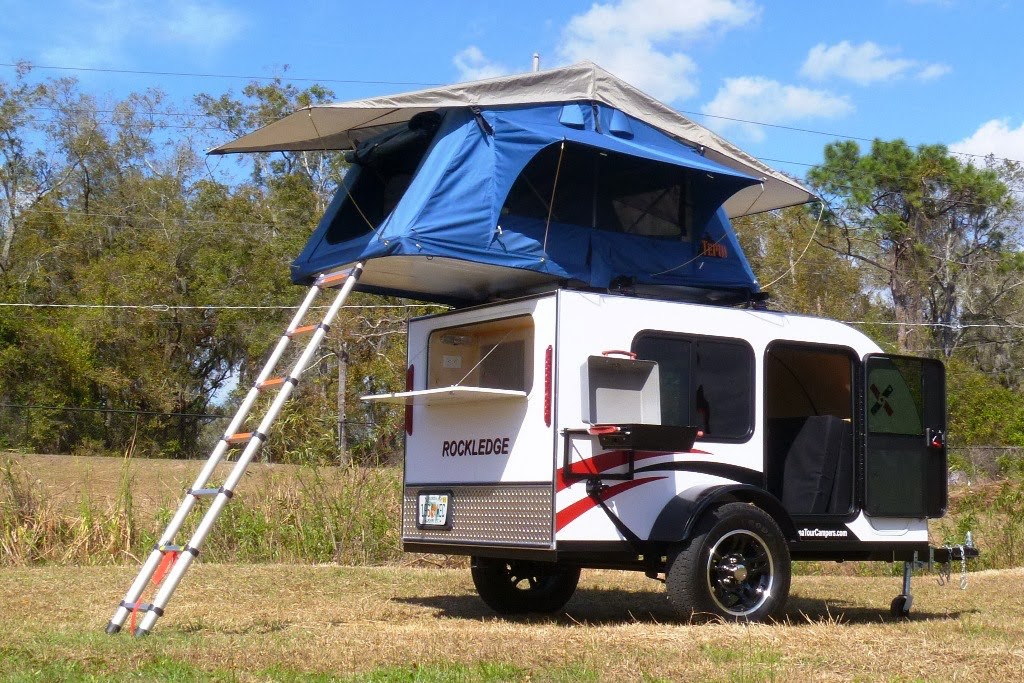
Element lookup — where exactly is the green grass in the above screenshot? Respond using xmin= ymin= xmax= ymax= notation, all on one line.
xmin=699 ymin=642 xmax=782 ymax=683
xmin=0 ymin=652 xmax=604 ymax=683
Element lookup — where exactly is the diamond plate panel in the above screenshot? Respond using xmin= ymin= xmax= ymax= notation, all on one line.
xmin=403 ymin=484 xmax=553 ymax=547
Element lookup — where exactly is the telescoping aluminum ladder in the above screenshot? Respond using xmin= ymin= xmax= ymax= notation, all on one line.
xmin=105 ymin=264 xmax=364 ymax=636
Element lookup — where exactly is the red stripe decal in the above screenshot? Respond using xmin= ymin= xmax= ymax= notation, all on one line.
xmin=556 ymin=447 xmax=713 ymax=491
xmin=555 ymin=476 xmax=666 ymax=531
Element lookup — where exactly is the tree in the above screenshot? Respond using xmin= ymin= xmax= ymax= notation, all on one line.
xmin=734 ymin=205 xmax=876 ymax=324
xmin=196 ymin=78 xmax=420 ymax=464
xmin=0 ymin=64 xmax=68 ymax=274
xmin=809 ymin=139 xmax=1017 ymax=356
xmin=944 ymin=158 xmax=1024 ymax=391
xmin=195 ymin=74 xmax=346 ymax=217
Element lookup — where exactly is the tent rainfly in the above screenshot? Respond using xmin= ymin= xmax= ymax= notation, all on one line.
xmin=211 ymin=62 xmax=815 ymax=305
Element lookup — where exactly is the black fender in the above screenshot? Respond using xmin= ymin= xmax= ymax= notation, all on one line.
xmin=648 ymin=484 xmax=797 ymax=545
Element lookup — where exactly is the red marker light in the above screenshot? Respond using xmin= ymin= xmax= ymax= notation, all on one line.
xmin=544 ymin=346 xmax=553 ymax=427
xmin=405 ymin=365 xmax=414 ymax=435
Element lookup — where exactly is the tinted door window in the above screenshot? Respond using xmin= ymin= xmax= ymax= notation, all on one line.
xmin=634 ymin=334 xmax=753 ymax=441
xmin=864 ymin=355 xmax=947 ymax=518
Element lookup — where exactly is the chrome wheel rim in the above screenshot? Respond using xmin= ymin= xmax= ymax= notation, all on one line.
xmin=705 ymin=529 xmax=775 ymax=617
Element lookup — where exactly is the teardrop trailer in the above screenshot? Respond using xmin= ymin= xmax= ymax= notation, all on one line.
xmin=106 ymin=63 xmax=977 ymax=634
xmin=380 ymin=290 xmax=969 ymax=621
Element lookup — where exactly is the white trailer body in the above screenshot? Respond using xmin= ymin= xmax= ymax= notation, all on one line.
xmin=366 ymin=288 xmax=959 ymax=619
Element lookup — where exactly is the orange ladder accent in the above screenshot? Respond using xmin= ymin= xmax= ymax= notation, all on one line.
xmin=105 ymin=265 xmax=363 ymax=636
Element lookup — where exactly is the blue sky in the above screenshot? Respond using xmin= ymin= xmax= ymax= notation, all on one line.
xmin=1 ymin=0 xmax=1022 ymax=181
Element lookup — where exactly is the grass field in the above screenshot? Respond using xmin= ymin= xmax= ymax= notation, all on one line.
xmin=1 ymin=563 xmax=1021 ymax=681
xmin=3 ymin=452 xmax=1023 ymax=680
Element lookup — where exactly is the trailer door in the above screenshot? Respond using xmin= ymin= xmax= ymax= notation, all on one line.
xmin=863 ymin=355 xmax=947 ymax=518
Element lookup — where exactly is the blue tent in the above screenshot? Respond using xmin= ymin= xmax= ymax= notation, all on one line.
xmin=212 ymin=64 xmax=814 ymax=305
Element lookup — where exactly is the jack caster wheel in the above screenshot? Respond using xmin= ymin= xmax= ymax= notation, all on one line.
xmin=471 ymin=557 xmax=580 ymax=615
xmin=890 ymin=594 xmax=912 ymax=618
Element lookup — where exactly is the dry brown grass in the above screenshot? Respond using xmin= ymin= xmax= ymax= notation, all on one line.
xmin=1 ymin=563 xmax=1021 ymax=681
xmin=1 ymin=451 xmax=319 ymax=518
xmin=1 ymin=452 xmax=402 ymax=566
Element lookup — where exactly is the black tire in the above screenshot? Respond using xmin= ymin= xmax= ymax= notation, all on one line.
xmin=666 ymin=502 xmax=790 ymax=622
xmin=890 ymin=595 xmax=912 ymax=618
xmin=470 ymin=557 xmax=580 ymax=614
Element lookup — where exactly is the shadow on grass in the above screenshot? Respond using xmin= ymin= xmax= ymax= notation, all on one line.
xmin=394 ymin=587 xmax=675 ymax=624
xmin=395 ymin=588 xmax=971 ymax=626
xmin=786 ymin=595 xmax=974 ymax=625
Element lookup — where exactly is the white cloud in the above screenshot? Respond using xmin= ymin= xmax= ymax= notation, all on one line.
xmin=917 ymin=63 xmax=952 ymax=81
xmin=702 ymin=76 xmax=852 ymax=142
xmin=40 ymin=0 xmax=244 ymax=68
xmin=452 ymin=46 xmax=511 ymax=82
xmin=556 ymin=0 xmax=760 ymax=102
xmin=801 ymin=41 xmax=912 ymax=85
xmin=164 ymin=4 xmax=240 ymax=49
xmin=800 ymin=41 xmax=947 ymax=86
xmin=949 ymin=119 xmax=1024 ymax=162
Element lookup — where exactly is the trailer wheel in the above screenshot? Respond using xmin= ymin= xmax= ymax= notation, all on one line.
xmin=666 ymin=502 xmax=790 ymax=622
xmin=471 ymin=557 xmax=580 ymax=614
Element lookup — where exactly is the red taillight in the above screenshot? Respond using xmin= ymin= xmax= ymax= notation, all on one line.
xmin=544 ymin=345 xmax=553 ymax=427
xmin=405 ymin=365 xmax=414 ymax=435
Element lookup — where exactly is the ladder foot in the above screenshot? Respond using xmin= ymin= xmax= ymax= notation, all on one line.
xmin=105 ymin=621 xmax=121 ymax=635
xmin=133 ymin=627 xmax=151 ymax=637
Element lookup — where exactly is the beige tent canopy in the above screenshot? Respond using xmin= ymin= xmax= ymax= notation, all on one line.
xmin=209 ymin=61 xmax=814 ymax=217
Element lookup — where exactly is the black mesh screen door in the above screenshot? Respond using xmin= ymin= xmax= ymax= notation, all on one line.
xmin=863 ymin=355 xmax=947 ymax=518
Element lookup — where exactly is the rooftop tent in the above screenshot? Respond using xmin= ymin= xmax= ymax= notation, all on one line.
xmin=210 ymin=63 xmax=815 ymax=305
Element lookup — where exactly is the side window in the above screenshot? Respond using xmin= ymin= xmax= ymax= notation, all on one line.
xmin=427 ymin=316 xmax=534 ymax=392
xmin=634 ymin=334 xmax=753 ymax=441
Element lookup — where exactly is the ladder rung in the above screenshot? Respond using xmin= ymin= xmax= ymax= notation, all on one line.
xmin=288 ymin=324 xmax=320 ymax=338
xmin=223 ymin=431 xmax=266 ymax=447
xmin=258 ymin=376 xmax=296 ymax=391
xmin=317 ymin=270 xmax=350 ymax=288
xmin=107 ymin=263 xmax=364 ymax=636
xmin=120 ymin=601 xmax=162 ymax=616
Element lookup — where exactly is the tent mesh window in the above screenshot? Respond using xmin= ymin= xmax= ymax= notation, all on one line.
xmin=502 ymin=142 xmax=693 ymax=240
xmin=324 ymin=113 xmax=441 ymax=245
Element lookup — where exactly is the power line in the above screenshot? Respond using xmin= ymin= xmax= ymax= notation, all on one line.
xmin=12 ymin=102 xmax=1024 ymax=180
xmin=3 ymin=300 xmax=1020 ymax=329
xmin=6 ymin=60 xmax=1023 ymax=166
xmin=0 ymin=302 xmax=443 ymax=311
xmin=0 ymin=62 xmax=439 ymax=87
xmin=842 ymin=319 xmax=1024 ymax=330
xmin=0 ymin=401 xmax=224 ymax=420
xmin=679 ymin=110 xmax=875 ymax=144
xmin=683 ymin=109 xmax=1024 ymax=164
xmin=0 ymin=400 xmax=398 ymax=428
xmin=25 ymin=108 xmax=1024 ymax=169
